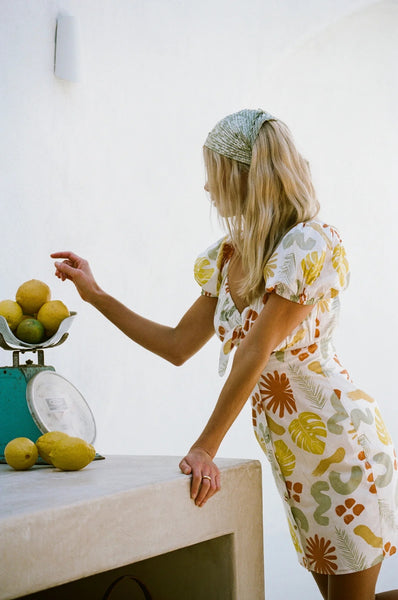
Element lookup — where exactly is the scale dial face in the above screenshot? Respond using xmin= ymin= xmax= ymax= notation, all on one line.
xmin=26 ymin=371 xmax=96 ymax=444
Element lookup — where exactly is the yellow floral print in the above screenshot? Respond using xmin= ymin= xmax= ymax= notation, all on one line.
xmin=288 ymin=412 xmax=327 ymax=455
xmin=301 ymin=251 xmax=326 ymax=286
xmin=289 ymin=519 xmax=304 ymax=554
xmin=375 ymin=407 xmax=392 ymax=445
xmin=332 ymin=244 xmax=349 ymax=287
xmin=285 ymin=328 xmax=306 ymax=349
xmin=317 ymin=298 xmax=331 ymax=313
xmin=264 ymin=251 xmax=278 ymax=280
xmin=194 ymin=257 xmax=214 ymax=287
xmin=274 ymin=439 xmax=296 ymax=477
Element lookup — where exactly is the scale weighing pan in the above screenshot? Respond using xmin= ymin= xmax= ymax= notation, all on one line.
xmin=27 ymin=371 xmax=96 ymax=444
xmin=0 ymin=313 xmax=77 ymax=351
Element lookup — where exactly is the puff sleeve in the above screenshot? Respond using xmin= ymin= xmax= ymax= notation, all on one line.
xmin=194 ymin=237 xmax=233 ymax=298
xmin=263 ymin=221 xmax=350 ymax=305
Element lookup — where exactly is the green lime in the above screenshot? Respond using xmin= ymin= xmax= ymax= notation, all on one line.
xmin=16 ymin=318 xmax=45 ymax=344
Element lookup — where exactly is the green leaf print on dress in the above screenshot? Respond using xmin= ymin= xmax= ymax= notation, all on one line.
xmin=219 ymin=296 xmax=236 ymax=322
xmin=289 ymin=364 xmax=327 ymax=410
xmin=378 ymin=499 xmax=398 ymax=531
xmin=279 ymin=252 xmax=298 ymax=286
xmin=289 ymin=412 xmax=327 ymax=455
xmin=335 ymin=528 xmax=368 ymax=572
xmin=282 ymin=230 xmax=317 ymax=251
xmin=207 ymin=244 xmax=220 ymax=261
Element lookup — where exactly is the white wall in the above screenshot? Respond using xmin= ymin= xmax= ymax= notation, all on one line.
xmin=1 ymin=1 xmax=397 ymax=597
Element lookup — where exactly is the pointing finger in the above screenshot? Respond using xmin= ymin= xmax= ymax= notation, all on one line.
xmin=51 ymin=251 xmax=82 ymax=261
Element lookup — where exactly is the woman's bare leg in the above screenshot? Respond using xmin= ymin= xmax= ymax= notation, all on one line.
xmin=311 ymin=562 xmax=398 ymax=600
xmin=328 ymin=563 xmax=381 ymax=600
xmin=311 ymin=572 xmax=328 ymax=599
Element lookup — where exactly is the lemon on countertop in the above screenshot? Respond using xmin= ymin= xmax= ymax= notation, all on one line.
xmin=36 ymin=431 xmax=71 ymax=464
xmin=49 ymin=436 xmax=96 ymax=471
xmin=4 ymin=437 xmax=38 ymax=470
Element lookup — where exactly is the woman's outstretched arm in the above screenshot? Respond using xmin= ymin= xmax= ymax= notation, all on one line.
xmin=51 ymin=251 xmax=217 ymax=366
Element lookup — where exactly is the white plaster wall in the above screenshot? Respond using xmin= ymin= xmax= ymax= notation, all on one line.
xmin=1 ymin=1 xmax=397 ymax=597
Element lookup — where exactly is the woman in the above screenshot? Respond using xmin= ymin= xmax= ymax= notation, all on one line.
xmin=52 ymin=109 xmax=398 ymax=600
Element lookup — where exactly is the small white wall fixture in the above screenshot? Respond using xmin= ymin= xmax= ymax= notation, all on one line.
xmin=54 ymin=15 xmax=80 ymax=82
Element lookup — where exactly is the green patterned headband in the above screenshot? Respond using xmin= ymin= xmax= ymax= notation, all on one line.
xmin=204 ymin=108 xmax=276 ymax=165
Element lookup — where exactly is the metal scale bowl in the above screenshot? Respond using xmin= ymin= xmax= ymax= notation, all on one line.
xmin=0 ymin=313 xmax=99 ymax=462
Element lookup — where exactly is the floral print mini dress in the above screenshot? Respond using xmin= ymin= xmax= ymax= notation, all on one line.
xmin=194 ymin=218 xmax=398 ymax=575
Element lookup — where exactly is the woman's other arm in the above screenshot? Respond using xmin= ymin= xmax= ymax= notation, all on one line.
xmin=179 ymin=293 xmax=314 ymax=506
xmin=51 ymin=251 xmax=217 ymax=366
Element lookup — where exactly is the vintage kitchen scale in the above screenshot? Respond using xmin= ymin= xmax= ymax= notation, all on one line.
xmin=0 ymin=313 xmax=103 ymax=463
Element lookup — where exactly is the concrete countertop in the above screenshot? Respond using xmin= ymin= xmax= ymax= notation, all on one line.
xmin=0 ymin=455 xmax=264 ymax=600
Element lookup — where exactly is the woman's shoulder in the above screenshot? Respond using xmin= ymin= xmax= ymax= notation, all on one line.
xmin=194 ymin=236 xmax=234 ymax=296
xmin=264 ymin=218 xmax=350 ymax=304
xmin=279 ymin=218 xmax=344 ymax=252
xmin=196 ymin=236 xmax=234 ymax=268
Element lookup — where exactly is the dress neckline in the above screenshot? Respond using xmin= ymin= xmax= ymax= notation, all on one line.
xmin=225 ymin=268 xmax=249 ymax=317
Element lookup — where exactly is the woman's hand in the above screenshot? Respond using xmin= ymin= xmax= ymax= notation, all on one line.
xmin=50 ymin=251 xmax=101 ymax=304
xmin=179 ymin=447 xmax=221 ymax=507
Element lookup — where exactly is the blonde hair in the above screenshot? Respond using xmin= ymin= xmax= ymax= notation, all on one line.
xmin=203 ymin=119 xmax=320 ymax=303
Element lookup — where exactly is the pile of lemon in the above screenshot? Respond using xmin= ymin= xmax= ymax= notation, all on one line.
xmin=4 ymin=433 xmax=95 ymax=471
xmin=0 ymin=279 xmax=70 ymax=344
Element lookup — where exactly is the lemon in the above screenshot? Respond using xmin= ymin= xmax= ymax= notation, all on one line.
xmin=36 ymin=431 xmax=70 ymax=465
xmin=0 ymin=300 xmax=24 ymax=331
xmin=36 ymin=431 xmax=71 ymax=464
xmin=16 ymin=279 xmax=51 ymax=315
xmin=5 ymin=437 xmax=38 ymax=470
xmin=16 ymin=318 xmax=45 ymax=344
xmin=37 ymin=300 xmax=70 ymax=337
xmin=49 ymin=436 xmax=96 ymax=471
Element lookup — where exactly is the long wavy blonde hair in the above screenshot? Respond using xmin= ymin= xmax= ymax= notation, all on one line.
xmin=203 ymin=119 xmax=320 ymax=303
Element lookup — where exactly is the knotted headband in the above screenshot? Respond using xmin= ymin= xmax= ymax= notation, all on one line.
xmin=204 ymin=108 xmax=276 ymax=165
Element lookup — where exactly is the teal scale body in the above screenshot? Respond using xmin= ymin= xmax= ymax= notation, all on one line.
xmin=0 ymin=364 xmax=55 ymax=456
